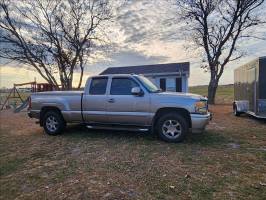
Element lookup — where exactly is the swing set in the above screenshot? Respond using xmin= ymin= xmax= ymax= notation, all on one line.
xmin=0 ymin=81 xmax=54 ymax=111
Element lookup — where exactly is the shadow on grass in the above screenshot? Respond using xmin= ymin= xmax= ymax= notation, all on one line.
xmin=62 ymin=124 xmax=156 ymax=143
xmin=61 ymin=124 xmax=232 ymax=147
xmin=238 ymin=113 xmax=266 ymax=123
xmin=185 ymin=130 xmax=232 ymax=147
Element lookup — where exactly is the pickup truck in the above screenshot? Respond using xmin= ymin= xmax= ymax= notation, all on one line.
xmin=28 ymin=74 xmax=211 ymax=142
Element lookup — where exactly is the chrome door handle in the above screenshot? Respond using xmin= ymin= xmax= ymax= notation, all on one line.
xmin=108 ymin=98 xmax=115 ymax=103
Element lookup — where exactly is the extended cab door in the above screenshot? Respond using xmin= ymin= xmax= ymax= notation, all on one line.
xmin=82 ymin=77 xmax=109 ymax=123
xmin=106 ymin=77 xmax=151 ymax=125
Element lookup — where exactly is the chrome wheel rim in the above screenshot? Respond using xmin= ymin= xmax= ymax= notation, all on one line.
xmin=162 ymin=120 xmax=182 ymax=139
xmin=46 ymin=116 xmax=58 ymax=132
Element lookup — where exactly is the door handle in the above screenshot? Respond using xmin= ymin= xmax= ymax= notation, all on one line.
xmin=108 ymin=98 xmax=115 ymax=103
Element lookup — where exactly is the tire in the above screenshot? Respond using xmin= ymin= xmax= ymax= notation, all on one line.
xmin=156 ymin=113 xmax=189 ymax=143
xmin=43 ymin=110 xmax=66 ymax=135
xmin=233 ymin=104 xmax=240 ymax=117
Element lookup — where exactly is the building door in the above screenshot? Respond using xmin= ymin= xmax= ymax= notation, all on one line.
xmin=160 ymin=78 xmax=166 ymax=91
xmin=176 ymin=78 xmax=182 ymax=92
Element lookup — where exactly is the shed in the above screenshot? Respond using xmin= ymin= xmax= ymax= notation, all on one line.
xmin=100 ymin=62 xmax=190 ymax=92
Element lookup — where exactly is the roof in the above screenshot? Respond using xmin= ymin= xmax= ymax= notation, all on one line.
xmin=235 ymin=56 xmax=266 ymax=71
xmin=100 ymin=62 xmax=190 ymax=75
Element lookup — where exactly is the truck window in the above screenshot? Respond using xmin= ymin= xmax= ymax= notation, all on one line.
xmin=89 ymin=77 xmax=108 ymax=95
xmin=110 ymin=78 xmax=138 ymax=95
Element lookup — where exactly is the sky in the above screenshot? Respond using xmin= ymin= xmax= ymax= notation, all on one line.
xmin=1 ymin=0 xmax=266 ymax=88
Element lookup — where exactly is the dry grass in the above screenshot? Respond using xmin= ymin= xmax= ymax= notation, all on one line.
xmin=190 ymin=85 xmax=234 ymax=105
xmin=0 ymin=105 xmax=266 ymax=200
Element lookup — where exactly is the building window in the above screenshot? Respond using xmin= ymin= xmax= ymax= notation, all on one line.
xmin=176 ymin=78 xmax=182 ymax=92
xmin=160 ymin=78 xmax=166 ymax=91
xmin=166 ymin=78 xmax=176 ymax=92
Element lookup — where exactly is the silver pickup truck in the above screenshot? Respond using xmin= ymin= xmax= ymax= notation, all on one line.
xmin=28 ymin=74 xmax=211 ymax=142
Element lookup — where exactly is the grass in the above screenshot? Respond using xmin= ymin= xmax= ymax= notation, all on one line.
xmin=0 ymin=157 xmax=27 ymax=176
xmin=190 ymin=84 xmax=234 ymax=104
xmin=1 ymin=105 xmax=266 ymax=199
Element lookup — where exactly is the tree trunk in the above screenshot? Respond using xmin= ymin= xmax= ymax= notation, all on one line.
xmin=68 ymin=79 xmax=72 ymax=90
xmin=77 ymin=67 xmax=84 ymax=89
xmin=208 ymin=78 xmax=219 ymax=105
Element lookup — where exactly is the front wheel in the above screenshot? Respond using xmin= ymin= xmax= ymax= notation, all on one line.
xmin=43 ymin=111 xmax=66 ymax=135
xmin=156 ymin=113 xmax=189 ymax=143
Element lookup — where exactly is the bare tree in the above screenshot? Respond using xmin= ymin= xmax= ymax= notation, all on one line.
xmin=175 ymin=0 xmax=265 ymax=104
xmin=0 ymin=0 xmax=113 ymax=90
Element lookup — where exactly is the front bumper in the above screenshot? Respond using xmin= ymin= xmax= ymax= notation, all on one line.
xmin=190 ymin=112 xmax=211 ymax=133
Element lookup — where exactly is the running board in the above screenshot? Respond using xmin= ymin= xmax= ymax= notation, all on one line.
xmin=86 ymin=124 xmax=149 ymax=132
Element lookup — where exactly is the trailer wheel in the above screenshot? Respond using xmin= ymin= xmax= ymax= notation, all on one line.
xmin=233 ymin=104 xmax=240 ymax=117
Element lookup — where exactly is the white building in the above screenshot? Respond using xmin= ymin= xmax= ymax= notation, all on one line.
xmin=100 ymin=62 xmax=190 ymax=93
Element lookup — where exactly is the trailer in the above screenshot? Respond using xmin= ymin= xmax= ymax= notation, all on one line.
xmin=233 ymin=57 xmax=266 ymax=119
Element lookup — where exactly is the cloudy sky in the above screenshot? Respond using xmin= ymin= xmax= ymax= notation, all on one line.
xmin=1 ymin=0 xmax=266 ymax=88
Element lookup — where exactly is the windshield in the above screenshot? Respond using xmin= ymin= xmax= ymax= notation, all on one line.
xmin=137 ymin=76 xmax=161 ymax=93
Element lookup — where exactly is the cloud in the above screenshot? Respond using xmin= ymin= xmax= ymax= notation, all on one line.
xmin=0 ymin=66 xmax=91 ymax=88
xmin=99 ymin=0 xmax=266 ymax=86
xmin=1 ymin=0 xmax=266 ymax=87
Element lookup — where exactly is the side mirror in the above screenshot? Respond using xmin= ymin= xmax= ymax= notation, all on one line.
xmin=131 ymin=87 xmax=143 ymax=96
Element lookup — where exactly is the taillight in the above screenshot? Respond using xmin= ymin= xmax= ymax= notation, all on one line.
xmin=28 ymin=96 xmax=32 ymax=110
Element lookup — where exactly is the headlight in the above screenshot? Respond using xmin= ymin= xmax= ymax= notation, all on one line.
xmin=194 ymin=100 xmax=208 ymax=114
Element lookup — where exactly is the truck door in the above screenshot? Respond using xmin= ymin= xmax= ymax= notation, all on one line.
xmin=82 ymin=77 xmax=109 ymax=123
xmin=106 ymin=77 xmax=151 ymax=125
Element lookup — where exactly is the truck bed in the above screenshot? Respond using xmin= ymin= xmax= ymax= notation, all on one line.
xmin=31 ymin=91 xmax=84 ymax=123
xmin=32 ymin=91 xmax=83 ymax=96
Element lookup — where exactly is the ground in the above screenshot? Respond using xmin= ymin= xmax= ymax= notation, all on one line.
xmin=1 ymin=85 xmax=266 ymax=199
xmin=0 ymin=104 xmax=266 ymax=200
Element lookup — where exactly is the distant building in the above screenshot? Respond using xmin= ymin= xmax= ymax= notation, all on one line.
xmin=100 ymin=62 xmax=190 ymax=92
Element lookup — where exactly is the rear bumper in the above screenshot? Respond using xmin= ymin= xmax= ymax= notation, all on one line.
xmin=28 ymin=110 xmax=40 ymax=119
xmin=190 ymin=112 xmax=211 ymax=133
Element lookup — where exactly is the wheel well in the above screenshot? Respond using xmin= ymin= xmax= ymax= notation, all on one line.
xmin=153 ymin=107 xmax=192 ymax=128
xmin=233 ymin=102 xmax=237 ymax=109
xmin=40 ymin=106 xmax=63 ymax=126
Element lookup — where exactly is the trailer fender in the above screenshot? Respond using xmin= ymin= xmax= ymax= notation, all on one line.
xmin=234 ymin=100 xmax=249 ymax=112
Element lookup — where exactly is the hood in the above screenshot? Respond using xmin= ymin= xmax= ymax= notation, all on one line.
xmin=153 ymin=91 xmax=207 ymax=101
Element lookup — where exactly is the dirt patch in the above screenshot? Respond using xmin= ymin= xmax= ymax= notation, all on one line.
xmin=0 ymin=105 xmax=266 ymax=200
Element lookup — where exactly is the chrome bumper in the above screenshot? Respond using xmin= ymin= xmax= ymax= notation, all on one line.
xmin=190 ymin=112 xmax=211 ymax=133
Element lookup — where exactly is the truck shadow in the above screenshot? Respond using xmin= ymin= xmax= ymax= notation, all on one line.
xmin=62 ymin=124 xmax=231 ymax=146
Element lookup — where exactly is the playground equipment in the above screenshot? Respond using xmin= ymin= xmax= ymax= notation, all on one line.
xmin=0 ymin=81 xmax=55 ymax=111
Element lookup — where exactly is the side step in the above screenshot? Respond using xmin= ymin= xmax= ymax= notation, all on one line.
xmin=86 ymin=123 xmax=150 ymax=132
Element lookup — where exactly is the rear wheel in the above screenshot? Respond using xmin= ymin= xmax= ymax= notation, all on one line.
xmin=156 ymin=113 xmax=188 ymax=143
xmin=43 ymin=111 xmax=66 ymax=135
